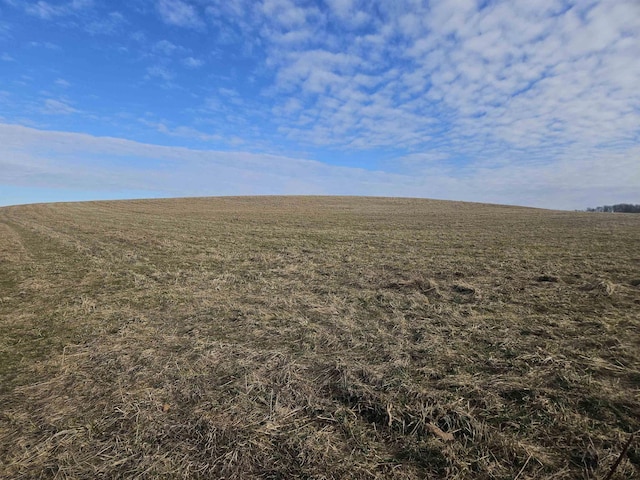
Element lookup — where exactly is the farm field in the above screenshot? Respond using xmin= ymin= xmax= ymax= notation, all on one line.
xmin=0 ymin=196 xmax=639 ymax=479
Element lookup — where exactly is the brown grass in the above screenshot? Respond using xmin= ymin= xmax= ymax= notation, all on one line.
xmin=0 ymin=196 xmax=639 ymax=479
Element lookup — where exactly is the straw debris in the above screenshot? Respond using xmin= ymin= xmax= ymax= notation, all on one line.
xmin=1 ymin=196 xmax=639 ymax=479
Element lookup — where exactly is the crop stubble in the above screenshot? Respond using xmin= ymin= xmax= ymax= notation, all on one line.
xmin=0 ymin=196 xmax=639 ymax=479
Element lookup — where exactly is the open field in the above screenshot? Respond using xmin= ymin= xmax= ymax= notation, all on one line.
xmin=1 ymin=196 xmax=639 ymax=479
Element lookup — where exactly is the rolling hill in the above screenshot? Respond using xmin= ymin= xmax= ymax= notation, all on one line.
xmin=1 ymin=196 xmax=639 ymax=479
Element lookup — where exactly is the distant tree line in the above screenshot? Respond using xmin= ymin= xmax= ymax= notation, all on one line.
xmin=586 ymin=204 xmax=640 ymax=213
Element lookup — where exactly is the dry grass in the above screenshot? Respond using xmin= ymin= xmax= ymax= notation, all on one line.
xmin=0 ymin=196 xmax=639 ymax=479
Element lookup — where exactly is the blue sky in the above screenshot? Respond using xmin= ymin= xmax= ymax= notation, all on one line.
xmin=1 ymin=0 xmax=639 ymax=209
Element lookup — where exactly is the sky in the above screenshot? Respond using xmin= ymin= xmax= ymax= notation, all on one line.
xmin=0 ymin=0 xmax=639 ymax=209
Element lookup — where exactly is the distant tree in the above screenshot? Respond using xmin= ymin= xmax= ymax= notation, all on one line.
xmin=585 ymin=204 xmax=640 ymax=213
xmin=614 ymin=203 xmax=640 ymax=213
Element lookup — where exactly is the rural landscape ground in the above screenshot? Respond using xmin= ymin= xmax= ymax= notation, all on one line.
xmin=0 ymin=196 xmax=639 ymax=479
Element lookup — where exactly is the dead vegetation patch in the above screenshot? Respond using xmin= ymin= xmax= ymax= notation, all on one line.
xmin=385 ymin=276 xmax=440 ymax=296
xmin=1 ymin=197 xmax=639 ymax=479
xmin=581 ymin=279 xmax=618 ymax=296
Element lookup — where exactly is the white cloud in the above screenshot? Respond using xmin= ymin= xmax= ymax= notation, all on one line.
xmin=392 ymin=152 xmax=451 ymax=167
xmin=261 ymin=0 xmax=316 ymax=29
xmin=23 ymin=0 xmax=93 ymax=19
xmin=139 ymin=119 xmax=223 ymax=143
xmin=28 ymin=41 xmax=61 ymax=50
xmin=1 ymin=52 xmax=14 ymax=61
xmin=182 ymin=56 xmax=204 ymax=68
xmin=197 ymin=0 xmax=640 ymax=191
xmin=84 ymin=11 xmax=126 ymax=35
xmin=0 ymin=122 xmax=401 ymax=198
xmin=156 ymin=0 xmax=204 ymax=29
xmin=1 ymin=123 xmax=638 ymax=210
xmin=407 ymin=0 xmax=640 ymax=154
xmin=25 ymin=2 xmax=66 ymax=19
xmin=145 ymin=65 xmax=174 ymax=82
xmin=325 ymin=0 xmax=353 ymax=18
xmin=42 ymin=98 xmax=78 ymax=115
xmin=325 ymin=0 xmax=371 ymax=29
xmin=152 ymin=39 xmax=186 ymax=56
xmin=130 ymin=31 xmax=146 ymax=43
